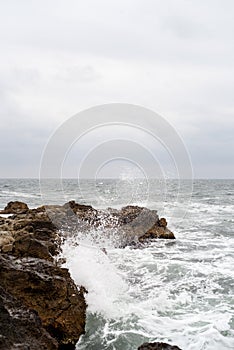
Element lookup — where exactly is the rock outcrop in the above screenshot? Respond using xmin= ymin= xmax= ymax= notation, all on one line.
xmin=0 ymin=200 xmax=29 ymax=214
xmin=0 ymin=200 xmax=176 ymax=349
xmin=46 ymin=201 xmax=175 ymax=244
xmin=138 ymin=342 xmax=182 ymax=350
xmin=0 ymin=286 xmax=58 ymax=350
xmin=0 ymin=254 xmax=86 ymax=349
xmin=0 ymin=201 xmax=175 ymax=252
xmin=0 ymin=201 xmax=87 ymax=350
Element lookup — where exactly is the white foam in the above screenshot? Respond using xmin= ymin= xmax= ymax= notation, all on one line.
xmin=1 ymin=190 xmax=39 ymax=198
xmin=62 ymin=237 xmax=129 ymax=319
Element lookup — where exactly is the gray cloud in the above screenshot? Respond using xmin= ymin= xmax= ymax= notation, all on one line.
xmin=0 ymin=0 xmax=233 ymax=178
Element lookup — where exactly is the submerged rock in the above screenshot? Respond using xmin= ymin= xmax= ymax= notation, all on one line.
xmin=138 ymin=342 xmax=182 ymax=350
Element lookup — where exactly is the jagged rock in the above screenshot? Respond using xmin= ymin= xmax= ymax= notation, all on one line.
xmin=0 ymin=201 xmax=29 ymax=214
xmin=106 ymin=206 xmax=175 ymax=242
xmin=139 ymin=225 xmax=175 ymax=242
xmin=64 ymin=200 xmax=94 ymax=213
xmin=0 ymin=200 xmax=177 ymax=349
xmin=0 ymin=254 xmax=86 ymax=348
xmin=1 ymin=201 xmax=175 ymax=248
xmin=13 ymin=236 xmax=54 ymax=261
xmin=0 ymin=286 xmax=58 ymax=350
xmin=1 ymin=243 xmax=13 ymax=253
xmin=31 ymin=201 xmax=175 ymax=244
xmin=138 ymin=342 xmax=182 ymax=350
xmin=0 ymin=231 xmax=15 ymax=254
xmin=158 ymin=218 xmax=167 ymax=227
xmin=0 ymin=212 xmax=60 ymax=257
xmin=0 ymin=202 xmax=87 ymax=349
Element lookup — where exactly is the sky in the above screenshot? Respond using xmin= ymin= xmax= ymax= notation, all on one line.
xmin=0 ymin=0 xmax=234 ymax=178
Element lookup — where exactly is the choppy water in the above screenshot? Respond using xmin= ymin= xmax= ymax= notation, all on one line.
xmin=0 ymin=179 xmax=233 ymax=349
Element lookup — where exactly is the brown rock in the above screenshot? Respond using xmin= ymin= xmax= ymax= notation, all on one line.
xmin=62 ymin=202 xmax=175 ymax=244
xmin=139 ymin=223 xmax=175 ymax=242
xmin=1 ymin=243 xmax=13 ymax=253
xmin=138 ymin=342 xmax=182 ymax=350
xmin=64 ymin=200 xmax=94 ymax=213
xmin=0 ymin=203 xmax=87 ymax=349
xmin=0 ymin=231 xmax=14 ymax=253
xmin=158 ymin=218 xmax=167 ymax=227
xmin=0 ymin=200 xmax=177 ymax=349
xmin=0 ymin=201 xmax=176 ymax=247
xmin=0 ymin=201 xmax=29 ymax=214
xmin=0 ymin=286 xmax=58 ymax=350
xmin=0 ymin=254 xmax=86 ymax=348
xmin=13 ymin=236 xmax=53 ymax=261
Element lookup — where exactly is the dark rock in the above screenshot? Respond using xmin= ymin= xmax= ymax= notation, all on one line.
xmin=0 ymin=211 xmax=61 ymax=257
xmin=0 ymin=203 xmax=87 ymax=349
xmin=0 ymin=254 xmax=86 ymax=348
xmin=1 ymin=201 xmax=175 ymax=245
xmin=0 ymin=230 xmax=14 ymax=253
xmin=158 ymin=218 xmax=167 ymax=227
xmin=104 ymin=205 xmax=175 ymax=242
xmin=13 ymin=236 xmax=54 ymax=261
xmin=0 ymin=286 xmax=58 ymax=350
xmin=138 ymin=342 xmax=182 ymax=350
xmin=139 ymin=225 xmax=175 ymax=242
xmin=64 ymin=200 xmax=94 ymax=213
xmin=0 ymin=201 xmax=29 ymax=214
xmin=0 ymin=200 xmax=176 ymax=349
xmin=118 ymin=205 xmax=147 ymax=224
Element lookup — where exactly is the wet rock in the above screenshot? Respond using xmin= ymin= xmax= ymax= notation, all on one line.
xmin=115 ymin=206 xmax=175 ymax=243
xmin=138 ymin=342 xmax=182 ymax=350
xmin=139 ymin=225 xmax=175 ymax=242
xmin=0 ymin=231 xmax=15 ymax=253
xmin=0 ymin=201 xmax=29 ymax=214
xmin=0 ymin=202 xmax=87 ymax=349
xmin=45 ymin=201 xmax=175 ymax=243
xmin=0 ymin=211 xmax=61 ymax=258
xmin=37 ymin=201 xmax=175 ymax=245
xmin=118 ymin=205 xmax=148 ymax=224
xmin=64 ymin=200 xmax=94 ymax=213
xmin=158 ymin=218 xmax=167 ymax=227
xmin=1 ymin=200 xmax=175 ymax=247
xmin=0 ymin=254 xmax=86 ymax=348
xmin=0 ymin=286 xmax=58 ymax=350
xmin=13 ymin=236 xmax=54 ymax=261
xmin=1 ymin=243 xmax=13 ymax=253
xmin=0 ymin=199 xmax=177 ymax=349
xmin=104 ymin=205 xmax=175 ymax=242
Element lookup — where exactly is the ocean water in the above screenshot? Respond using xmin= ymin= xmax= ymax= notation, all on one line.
xmin=0 ymin=179 xmax=233 ymax=350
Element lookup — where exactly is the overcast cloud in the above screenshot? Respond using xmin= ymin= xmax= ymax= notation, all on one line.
xmin=0 ymin=0 xmax=234 ymax=178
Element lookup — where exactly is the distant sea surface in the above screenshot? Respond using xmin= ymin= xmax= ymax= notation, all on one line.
xmin=0 ymin=178 xmax=234 ymax=350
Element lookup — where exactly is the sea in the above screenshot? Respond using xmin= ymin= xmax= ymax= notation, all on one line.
xmin=0 ymin=178 xmax=233 ymax=350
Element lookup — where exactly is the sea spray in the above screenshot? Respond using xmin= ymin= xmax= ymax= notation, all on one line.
xmin=62 ymin=234 xmax=129 ymax=319
xmin=1 ymin=179 xmax=234 ymax=349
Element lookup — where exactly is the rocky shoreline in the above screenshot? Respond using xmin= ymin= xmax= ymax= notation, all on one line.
xmin=0 ymin=201 xmax=180 ymax=350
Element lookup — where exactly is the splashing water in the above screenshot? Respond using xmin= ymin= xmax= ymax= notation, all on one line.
xmin=62 ymin=235 xmax=129 ymax=319
xmin=1 ymin=179 xmax=234 ymax=349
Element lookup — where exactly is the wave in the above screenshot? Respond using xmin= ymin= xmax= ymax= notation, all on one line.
xmin=62 ymin=236 xmax=129 ymax=319
xmin=0 ymin=190 xmax=40 ymax=199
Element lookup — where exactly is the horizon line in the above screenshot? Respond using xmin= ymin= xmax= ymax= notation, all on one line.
xmin=0 ymin=177 xmax=234 ymax=180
